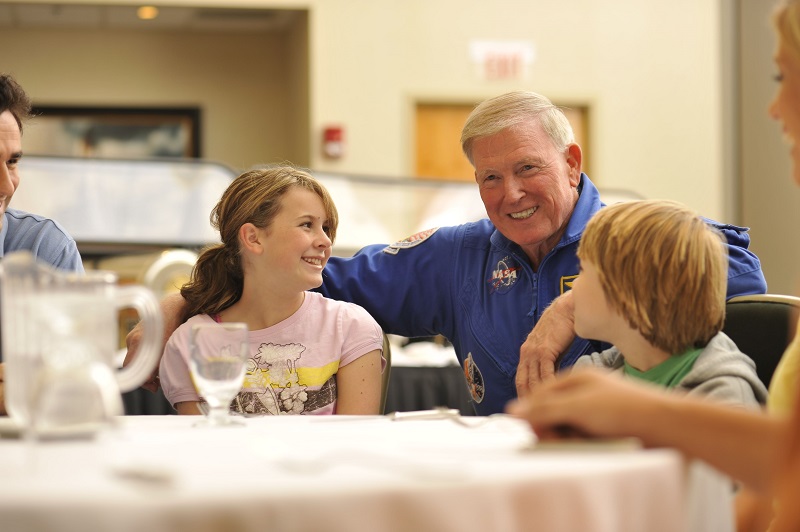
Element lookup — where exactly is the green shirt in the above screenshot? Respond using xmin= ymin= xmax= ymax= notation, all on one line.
xmin=623 ymin=347 xmax=703 ymax=388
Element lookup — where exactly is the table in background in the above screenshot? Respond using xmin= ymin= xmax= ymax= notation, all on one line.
xmin=384 ymin=365 xmax=474 ymax=415
xmin=0 ymin=415 xmax=732 ymax=532
xmin=122 ymin=388 xmax=174 ymax=415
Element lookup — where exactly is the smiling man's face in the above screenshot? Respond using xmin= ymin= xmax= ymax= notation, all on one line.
xmin=472 ymin=118 xmax=581 ymax=269
xmin=0 ymin=110 xmax=22 ymax=230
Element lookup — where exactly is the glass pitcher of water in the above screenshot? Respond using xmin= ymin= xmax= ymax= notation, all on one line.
xmin=1 ymin=251 xmax=164 ymax=432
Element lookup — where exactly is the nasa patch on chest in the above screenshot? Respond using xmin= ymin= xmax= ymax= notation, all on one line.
xmin=487 ymin=255 xmax=521 ymax=294
xmin=382 ymin=227 xmax=439 ymax=255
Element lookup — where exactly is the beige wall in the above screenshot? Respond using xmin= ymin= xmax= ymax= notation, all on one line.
xmin=307 ymin=0 xmax=726 ymax=220
xmin=1 ymin=19 xmax=307 ymax=171
xmin=5 ymin=0 xmax=726 ymax=221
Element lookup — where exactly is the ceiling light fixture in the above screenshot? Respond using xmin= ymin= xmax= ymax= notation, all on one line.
xmin=137 ymin=6 xmax=159 ymax=20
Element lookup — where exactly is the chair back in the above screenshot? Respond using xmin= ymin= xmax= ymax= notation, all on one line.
xmin=722 ymin=294 xmax=800 ymax=389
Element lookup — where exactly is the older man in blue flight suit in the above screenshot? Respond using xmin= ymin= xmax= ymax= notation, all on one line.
xmin=318 ymin=91 xmax=766 ymax=415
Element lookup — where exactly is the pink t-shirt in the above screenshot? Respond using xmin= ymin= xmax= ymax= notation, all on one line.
xmin=160 ymin=292 xmax=383 ymax=415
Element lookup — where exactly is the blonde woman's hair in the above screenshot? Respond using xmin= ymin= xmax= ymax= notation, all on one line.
xmin=460 ymin=91 xmax=575 ymax=165
xmin=577 ymin=199 xmax=728 ymax=354
xmin=775 ymin=0 xmax=800 ymax=61
xmin=180 ymin=165 xmax=338 ymax=320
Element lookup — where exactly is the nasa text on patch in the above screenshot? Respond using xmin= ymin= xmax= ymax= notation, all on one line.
xmin=487 ymin=256 xmax=520 ymax=294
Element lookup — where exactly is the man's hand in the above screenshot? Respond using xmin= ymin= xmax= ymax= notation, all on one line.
xmin=124 ymin=292 xmax=187 ymax=392
xmin=516 ymin=291 xmax=576 ymax=397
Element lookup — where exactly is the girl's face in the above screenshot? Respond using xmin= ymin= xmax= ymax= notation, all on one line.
xmin=258 ymin=187 xmax=332 ymax=293
xmin=769 ymin=44 xmax=800 ymax=186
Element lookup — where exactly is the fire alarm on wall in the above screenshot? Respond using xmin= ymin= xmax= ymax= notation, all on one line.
xmin=323 ymin=125 xmax=344 ymax=159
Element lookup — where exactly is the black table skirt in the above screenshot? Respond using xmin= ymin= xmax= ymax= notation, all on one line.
xmin=384 ymin=365 xmax=475 ymax=416
xmin=122 ymin=387 xmax=175 ymax=415
xmin=123 ymin=365 xmax=476 ymax=416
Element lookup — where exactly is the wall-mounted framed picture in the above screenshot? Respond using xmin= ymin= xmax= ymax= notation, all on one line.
xmin=26 ymin=106 xmax=201 ymax=159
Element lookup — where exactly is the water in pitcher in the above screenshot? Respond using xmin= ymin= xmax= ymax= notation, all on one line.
xmin=5 ymin=293 xmax=117 ymax=426
xmin=1 ymin=251 xmax=164 ymax=432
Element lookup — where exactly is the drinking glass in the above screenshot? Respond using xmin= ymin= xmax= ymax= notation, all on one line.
xmin=189 ymin=322 xmax=249 ymax=427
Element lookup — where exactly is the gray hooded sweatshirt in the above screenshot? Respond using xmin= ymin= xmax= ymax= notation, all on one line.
xmin=573 ymin=331 xmax=768 ymax=409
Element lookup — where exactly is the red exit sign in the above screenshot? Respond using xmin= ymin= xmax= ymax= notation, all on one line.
xmin=470 ymin=41 xmax=535 ymax=81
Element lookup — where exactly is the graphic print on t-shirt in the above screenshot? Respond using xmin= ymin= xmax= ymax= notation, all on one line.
xmin=232 ymin=342 xmax=338 ymax=415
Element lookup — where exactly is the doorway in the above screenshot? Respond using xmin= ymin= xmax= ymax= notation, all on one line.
xmin=414 ymin=102 xmax=590 ymax=183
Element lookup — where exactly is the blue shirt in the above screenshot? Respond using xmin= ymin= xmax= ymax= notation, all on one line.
xmin=0 ymin=208 xmax=84 ymax=273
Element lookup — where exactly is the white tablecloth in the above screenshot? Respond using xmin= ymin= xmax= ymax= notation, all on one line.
xmin=0 ymin=415 xmax=732 ymax=532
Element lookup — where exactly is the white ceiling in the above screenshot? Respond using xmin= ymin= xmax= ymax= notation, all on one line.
xmin=0 ymin=3 xmax=300 ymax=31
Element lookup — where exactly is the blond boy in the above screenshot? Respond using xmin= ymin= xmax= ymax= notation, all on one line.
xmin=571 ymin=199 xmax=767 ymax=407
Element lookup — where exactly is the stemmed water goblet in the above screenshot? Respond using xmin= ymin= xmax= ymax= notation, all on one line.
xmin=189 ymin=322 xmax=249 ymax=427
